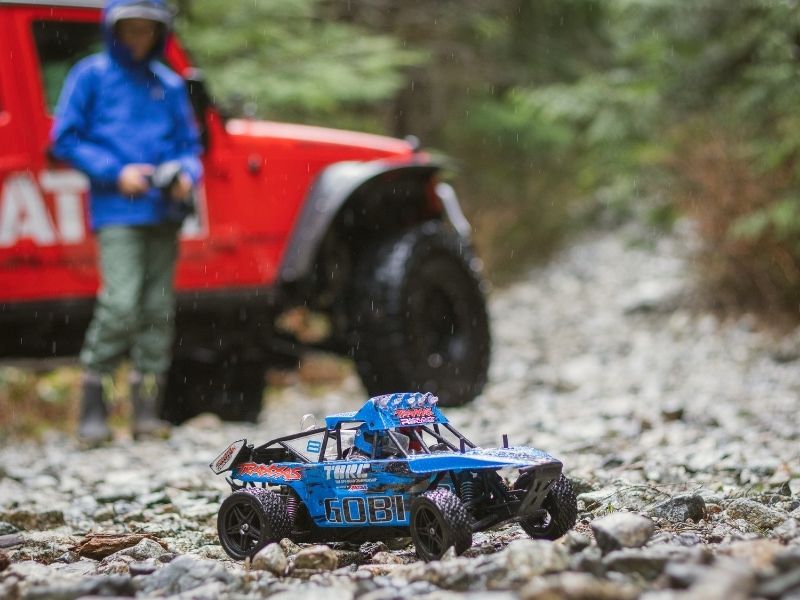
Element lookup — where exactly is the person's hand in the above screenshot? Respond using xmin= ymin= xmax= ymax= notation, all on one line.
xmin=170 ymin=173 xmax=194 ymax=201
xmin=118 ymin=164 xmax=154 ymax=196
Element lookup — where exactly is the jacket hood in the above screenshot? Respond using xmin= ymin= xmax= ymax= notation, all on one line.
xmin=102 ymin=0 xmax=173 ymax=68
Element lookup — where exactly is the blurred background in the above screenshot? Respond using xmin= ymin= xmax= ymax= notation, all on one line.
xmin=4 ymin=0 xmax=800 ymax=437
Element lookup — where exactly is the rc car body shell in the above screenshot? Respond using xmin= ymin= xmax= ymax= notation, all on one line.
xmin=212 ymin=393 xmax=569 ymax=539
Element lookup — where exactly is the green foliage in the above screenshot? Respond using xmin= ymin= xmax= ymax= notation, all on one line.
xmin=176 ymin=0 xmax=423 ymax=122
xmin=175 ymin=0 xmax=800 ymax=308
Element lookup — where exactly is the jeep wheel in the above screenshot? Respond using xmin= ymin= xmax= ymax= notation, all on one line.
xmin=217 ymin=489 xmax=291 ymax=560
xmin=163 ymin=354 xmax=266 ymax=424
xmin=351 ymin=221 xmax=490 ymax=407
xmin=410 ymin=489 xmax=472 ymax=561
xmin=515 ymin=474 xmax=577 ymax=541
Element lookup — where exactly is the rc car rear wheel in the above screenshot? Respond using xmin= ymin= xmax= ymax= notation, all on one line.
xmin=410 ymin=489 xmax=472 ymax=561
xmin=217 ymin=488 xmax=291 ymax=560
xmin=515 ymin=474 xmax=577 ymax=541
xmin=350 ymin=221 xmax=490 ymax=407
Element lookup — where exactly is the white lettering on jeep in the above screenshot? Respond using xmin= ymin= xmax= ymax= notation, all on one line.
xmin=0 ymin=170 xmax=207 ymax=248
xmin=0 ymin=171 xmax=87 ymax=248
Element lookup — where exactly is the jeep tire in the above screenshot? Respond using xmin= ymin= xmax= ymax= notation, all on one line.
xmin=217 ymin=488 xmax=291 ymax=560
xmin=350 ymin=221 xmax=490 ymax=407
xmin=515 ymin=474 xmax=577 ymax=541
xmin=410 ymin=488 xmax=472 ymax=561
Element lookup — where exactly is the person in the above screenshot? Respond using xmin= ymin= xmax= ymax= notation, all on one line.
xmin=51 ymin=0 xmax=203 ymax=443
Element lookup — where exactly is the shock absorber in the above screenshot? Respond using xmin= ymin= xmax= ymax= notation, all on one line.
xmin=461 ymin=478 xmax=476 ymax=506
xmin=285 ymin=491 xmax=299 ymax=525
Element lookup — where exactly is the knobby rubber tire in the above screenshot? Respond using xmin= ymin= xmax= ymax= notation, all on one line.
xmin=515 ymin=474 xmax=577 ymax=541
xmin=410 ymin=488 xmax=473 ymax=561
xmin=350 ymin=221 xmax=490 ymax=407
xmin=217 ymin=488 xmax=291 ymax=560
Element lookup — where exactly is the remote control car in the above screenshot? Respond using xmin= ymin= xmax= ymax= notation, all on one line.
xmin=210 ymin=392 xmax=577 ymax=561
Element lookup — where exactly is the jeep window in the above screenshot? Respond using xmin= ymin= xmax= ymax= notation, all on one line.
xmin=31 ymin=20 xmax=102 ymax=113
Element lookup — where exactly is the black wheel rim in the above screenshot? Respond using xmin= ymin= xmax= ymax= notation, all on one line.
xmin=413 ymin=504 xmax=445 ymax=558
xmin=221 ymin=497 xmax=263 ymax=557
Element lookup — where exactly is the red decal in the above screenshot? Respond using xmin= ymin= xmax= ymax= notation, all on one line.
xmin=215 ymin=446 xmax=236 ymax=471
xmin=237 ymin=462 xmax=302 ymax=481
xmin=394 ymin=407 xmax=435 ymax=425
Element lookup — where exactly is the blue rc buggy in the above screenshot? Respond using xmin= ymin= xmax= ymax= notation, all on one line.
xmin=210 ymin=393 xmax=577 ymax=561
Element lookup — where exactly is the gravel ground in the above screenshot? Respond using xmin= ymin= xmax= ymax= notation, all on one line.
xmin=0 ymin=222 xmax=798 ymax=599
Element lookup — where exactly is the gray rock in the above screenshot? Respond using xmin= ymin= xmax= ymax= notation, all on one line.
xmin=682 ymin=556 xmax=756 ymax=600
xmin=371 ymin=551 xmax=403 ymax=565
xmin=664 ymin=561 xmax=710 ymax=589
xmin=251 ymin=543 xmax=287 ymax=576
xmin=520 ymin=571 xmax=639 ymax=600
xmin=0 ymin=522 xmax=19 ymax=536
xmin=603 ymin=546 xmax=704 ymax=581
xmin=591 ymin=512 xmax=655 ymax=553
xmin=775 ymin=546 xmax=800 ymax=571
xmin=292 ymin=545 xmax=338 ymax=572
xmin=359 ymin=541 xmax=390 ymax=558
xmin=279 ymin=537 xmax=303 ymax=556
xmin=0 ymin=509 xmax=64 ymax=531
xmin=725 ymin=499 xmax=788 ymax=532
xmin=570 ymin=545 xmax=604 ymax=577
xmin=772 ymin=518 xmax=800 ymax=543
xmin=562 ymin=531 xmax=591 ymax=553
xmin=136 ymin=555 xmax=238 ymax=595
xmin=458 ymin=539 xmax=572 ymax=589
xmin=17 ymin=574 xmax=135 ymax=600
xmin=757 ymin=568 xmax=800 ymax=599
xmin=129 ymin=559 xmax=159 ymax=576
xmin=96 ymin=555 xmax=136 ymax=576
xmin=107 ymin=537 xmax=167 ymax=561
xmin=650 ymin=494 xmax=706 ymax=523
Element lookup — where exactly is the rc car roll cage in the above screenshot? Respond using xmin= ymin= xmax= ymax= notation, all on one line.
xmin=251 ymin=420 xmax=477 ymax=464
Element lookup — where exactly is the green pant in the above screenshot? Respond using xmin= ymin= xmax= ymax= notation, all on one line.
xmin=81 ymin=224 xmax=180 ymax=375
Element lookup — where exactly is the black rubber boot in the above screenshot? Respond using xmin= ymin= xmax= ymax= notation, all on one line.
xmin=78 ymin=373 xmax=112 ymax=445
xmin=130 ymin=372 xmax=171 ymax=439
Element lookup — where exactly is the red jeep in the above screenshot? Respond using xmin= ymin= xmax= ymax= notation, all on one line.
xmin=0 ymin=0 xmax=491 ymax=422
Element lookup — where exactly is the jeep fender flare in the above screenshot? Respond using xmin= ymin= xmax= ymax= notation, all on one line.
xmin=278 ymin=158 xmax=472 ymax=283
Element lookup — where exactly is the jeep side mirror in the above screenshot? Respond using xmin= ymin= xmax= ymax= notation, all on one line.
xmin=184 ymin=68 xmax=212 ymax=152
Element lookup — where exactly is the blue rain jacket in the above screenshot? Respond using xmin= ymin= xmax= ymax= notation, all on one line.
xmin=51 ymin=0 xmax=202 ymax=230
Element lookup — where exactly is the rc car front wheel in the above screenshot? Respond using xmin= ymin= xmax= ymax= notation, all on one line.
xmin=410 ymin=489 xmax=472 ymax=561
xmin=350 ymin=221 xmax=491 ymax=408
xmin=515 ymin=474 xmax=577 ymax=541
xmin=217 ymin=488 xmax=291 ymax=560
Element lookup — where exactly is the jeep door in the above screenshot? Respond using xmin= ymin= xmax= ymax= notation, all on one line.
xmin=0 ymin=6 xmax=100 ymax=306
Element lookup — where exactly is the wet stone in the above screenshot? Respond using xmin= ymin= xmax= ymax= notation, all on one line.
xmin=0 ymin=509 xmax=65 ymax=531
xmin=251 ymin=543 xmax=287 ymax=576
xmin=521 ymin=572 xmax=639 ymax=600
xmin=0 ymin=522 xmax=18 ymax=536
xmin=129 ymin=559 xmax=159 ymax=576
xmin=591 ymin=513 xmax=655 ymax=554
xmin=136 ymin=555 xmax=238 ymax=595
xmin=650 ymin=494 xmax=706 ymax=523
xmin=371 ymin=551 xmax=404 ymax=565
xmin=359 ymin=541 xmax=390 ymax=558
xmin=724 ymin=499 xmax=788 ymax=532
xmin=292 ymin=545 xmax=338 ymax=572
